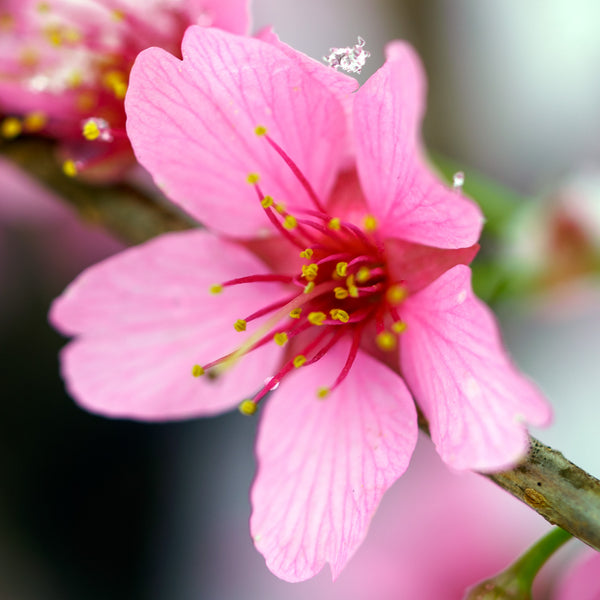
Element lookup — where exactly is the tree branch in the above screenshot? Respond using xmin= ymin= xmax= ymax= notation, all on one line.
xmin=4 ymin=137 xmax=600 ymax=552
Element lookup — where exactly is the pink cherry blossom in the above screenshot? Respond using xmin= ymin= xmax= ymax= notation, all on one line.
xmin=0 ymin=0 xmax=249 ymax=179
xmin=50 ymin=27 xmax=551 ymax=581
xmin=554 ymin=549 xmax=600 ymax=600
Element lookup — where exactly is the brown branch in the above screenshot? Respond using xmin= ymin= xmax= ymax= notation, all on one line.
xmin=4 ymin=137 xmax=600 ymax=553
xmin=1 ymin=137 xmax=192 ymax=245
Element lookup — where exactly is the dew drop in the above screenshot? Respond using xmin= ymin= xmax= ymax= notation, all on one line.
xmin=453 ymin=171 xmax=465 ymax=190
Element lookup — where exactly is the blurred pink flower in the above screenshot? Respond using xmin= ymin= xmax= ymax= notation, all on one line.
xmin=0 ymin=0 xmax=249 ymax=179
xmin=554 ymin=549 xmax=600 ymax=600
xmin=50 ymin=28 xmax=551 ymax=580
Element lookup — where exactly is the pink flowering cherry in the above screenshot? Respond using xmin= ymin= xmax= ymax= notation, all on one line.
xmin=50 ymin=27 xmax=551 ymax=581
xmin=0 ymin=0 xmax=249 ymax=179
xmin=554 ymin=549 xmax=600 ymax=600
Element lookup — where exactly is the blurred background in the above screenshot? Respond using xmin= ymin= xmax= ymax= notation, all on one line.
xmin=1 ymin=1 xmax=600 ymax=598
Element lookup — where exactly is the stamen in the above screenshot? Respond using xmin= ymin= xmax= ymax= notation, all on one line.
xmin=293 ymin=355 xmax=307 ymax=368
xmin=263 ymin=134 xmax=327 ymax=213
xmin=299 ymin=248 xmax=313 ymax=259
xmin=290 ymin=307 xmax=302 ymax=319
xmin=330 ymin=309 xmax=350 ymax=323
xmin=191 ymin=364 xmax=205 ymax=377
xmin=210 ymin=284 xmax=223 ymax=294
xmin=392 ymin=320 xmax=407 ymax=334
xmin=62 ymin=160 xmax=79 ymax=177
xmin=24 ymin=112 xmax=47 ymax=132
xmin=283 ymin=215 xmax=297 ymax=230
xmin=323 ymin=326 xmax=364 ymax=394
xmin=308 ymin=312 xmax=327 ymax=326
xmin=386 ymin=283 xmax=407 ymax=305
xmin=328 ymin=218 xmax=341 ymax=230
xmin=239 ymin=399 xmax=258 ymax=416
xmin=336 ymin=262 xmax=348 ymax=277
xmin=234 ymin=319 xmax=247 ymax=332
xmin=334 ymin=287 xmax=349 ymax=300
xmin=273 ymin=332 xmax=288 ymax=346
xmin=221 ymin=274 xmax=294 ymax=287
xmin=247 ymin=173 xmax=260 ymax=184
xmin=301 ymin=263 xmax=319 ymax=281
xmin=376 ymin=331 xmax=397 ymax=351
xmin=363 ymin=214 xmax=378 ymax=232
xmin=82 ymin=117 xmax=114 ymax=142
xmin=1 ymin=117 xmax=22 ymax=139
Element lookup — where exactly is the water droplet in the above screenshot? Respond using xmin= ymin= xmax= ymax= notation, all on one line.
xmin=264 ymin=376 xmax=280 ymax=391
xmin=453 ymin=171 xmax=465 ymax=190
xmin=324 ymin=36 xmax=370 ymax=74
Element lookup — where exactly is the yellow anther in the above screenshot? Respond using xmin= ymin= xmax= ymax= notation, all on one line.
xmin=24 ymin=112 xmax=47 ymax=132
xmin=346 ymin=274 xmax=359 ymax=298
xmin=283 ymin=215 xmax=297 ymax=230
xmin=356 ymin=266 xmax=371 ymax=283
xmin=82 ymin=119 xmax=100 ymax=141
xmin=376 ymin=331 xmax=397 ymax=351
xmin=303 ymin=281 xmax=315 ymax=294
xmin=37 ymin=2 xmax=51 ymax=12
xmin=261 ymin=195 xmax=273 ymax=208
xmin=274 ymin=203 xmax=286 ymax=214
xmin=273 ymin=332 xmax=288 ymax=346
xmin=239 ymin=400 xmax=258 ymax=416
xmin=111 ymin=9 xmax=125 ymax=21
xmin=334 ymin=287 xmax=349 ymax=300
xmin=1 ymin=117 xmax=22 ymax=139
xmin=63 ymin=28 xmax=82 ymax=44
xmin=335 ymin=262 xmax=348 ymax=277
xmin=392 ymin=320 xmax=407 ymax=334
xmin=234 ymin=319 xmax=247 ymax=332
xmin=67 ymin=70 xmax=83 ymax=88
xmin=191 ymin=364 xmax=205 ymax=377
xmin=254 ymin=125 xmax=267 ymax=136
xmin=103 ymin=70 xmax=127 ymax=99
xmin=308 ymin=311 xmax=327 ymax=326
xmin=316 ymin=387 xmax=330 ymax=399
xmin=330 ymin=309 xmax=350 ymax=323
xmin=209 ymin=284 xmax=223 ymax=294
xmin=363 ymin=214 xmax=378 ymax=232
xmin=301 ymin=263 xmax=318 ymax=281
xmin=293 ymin=355 xmax=307 ymax=368
xmin=386 ymin=283 xmax=407 ymax=305
xmin=62 ymin=160 xmax=78 ymax=177
xmin=0 ymin=13 xmax=15 ymax=30
xmin=289 ymin=307 xmax=302 ymax=319
xmin=328 ymin=217 xmax=341 ymax=230
xmin=246 ymin=173 xmax=260 ymax=184
xmin=45 ymin=26 xmax=63 ymax=46
xmin=299 ymin=248 xmax=313 ymax=259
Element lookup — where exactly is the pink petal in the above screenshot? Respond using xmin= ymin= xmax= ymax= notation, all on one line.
xmin=190 ymin=0 xmax=251 ymax=34
xmin=126 ymin=27 xmax=347 ymax=237
xmin=250 ymin=341 xmax=418 ymax=581
xmin=49 ymin=230 xmax=284 ymax=420
xmin=555 ymin=550 xmax=600 ymax=600
xmin=400 ymin=265 xmax=551 ymax=471
xmin=353 ymin=41 xmax=483 ymax=248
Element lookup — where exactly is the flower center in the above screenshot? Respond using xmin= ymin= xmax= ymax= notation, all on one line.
xmin=193 ymin=127 xmax=409 ymax=413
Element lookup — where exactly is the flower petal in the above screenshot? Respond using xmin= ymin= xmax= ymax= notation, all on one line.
xmin=353 ymin=41 xmax=483 ymax=248
xmin=250 ymin=341 xmax=417 ymax=581
xmin=191 ymin=0 xmax=251 ymax=34
xmin=50 ymin=230 xmax=284 ymax=420
xmin=126 ymin=27 xmax=347 ymax=237
xmin=555 ymin=550 xmax=600 ymax=600
xmin=400 ymin=265 xmax=551 ymax=471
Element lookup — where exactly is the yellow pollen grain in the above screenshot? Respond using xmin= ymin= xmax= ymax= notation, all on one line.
xmin=376 ymin=331 xmax=397 ymax=351
xmin=273 ymin=332 xmax=288 ymax=346
xmin=303 ymin=281 xmax=315 ymax=294
xmin=191 ymin=364 xmax=205 ymax=377
xmin=289 ymin=307 xmax=302 ymax=319
xmin=62 ymin=160 xmax=78 ymax=177
xmin=335 ymin=262 xmax=348 ymax=277
xmin=24 ymin=112 xmax=47 ymax=132
xmin=234 ymin=319 xmax=247 ymax=332
xmin=356 ymin=267 xmax=371 ymax=283
xmin=82 ymin=119 xmax=100 ymax=140
xmin=308 ymin=311 xmax=327 ymax=326
xmin=283 ymin=215 xmax=297 ymax=230
xmin=299 ymin=248 xmax=313 ymax=259
xmin=386 ymin=284 xmax=407 ymax=305
xmin=246 ymin=173 xmax=260 ymax=184
xmin=334 ymin=287 xmax=349 ymax=300
xmin=63 ymin=28 xmax=82 ymax=44
xmin=363 ymin=214 xmax=378 ymax=232
xmin=261 ymin=195 xmax=273 ymax=208
xmin=328 ymin=217 xmax=341 ymax=230
xmin=392 ymin=320 xmax=407 ymax=334
xmin=293 ymin=355 xmax=306 ymax=368
xmin=274 ymin=203 xmax=286 ymax=214
xmin=1 ymin=117 xmax=22 ymax=139
xmin=301 ymin=263 xmax=318 ymax=281
xmin=346 ymin=274 xmax=359 ymax=298
xmin=254 ymin=125 xmax=267 ymax=136
xmin=239 ymin=400 xmax=258 ymax=416
xmin=316 ymin=387 xmax=330 ymax=399
xmin=103 ymin=70 xmax=127 ymax=98
xmin=330 ymin=309 xmax=350 ymax=323
xmin=111 ymin=9 xmax=125 ymax=21
xmin=209 ymin=284 xmax=223 ymax=294
xmin=45 ymin=26 xmax=63 ymax=46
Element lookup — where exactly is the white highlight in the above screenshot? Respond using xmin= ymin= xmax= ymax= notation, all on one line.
xmin=453 ymin=171 xmax=465 ymax=190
